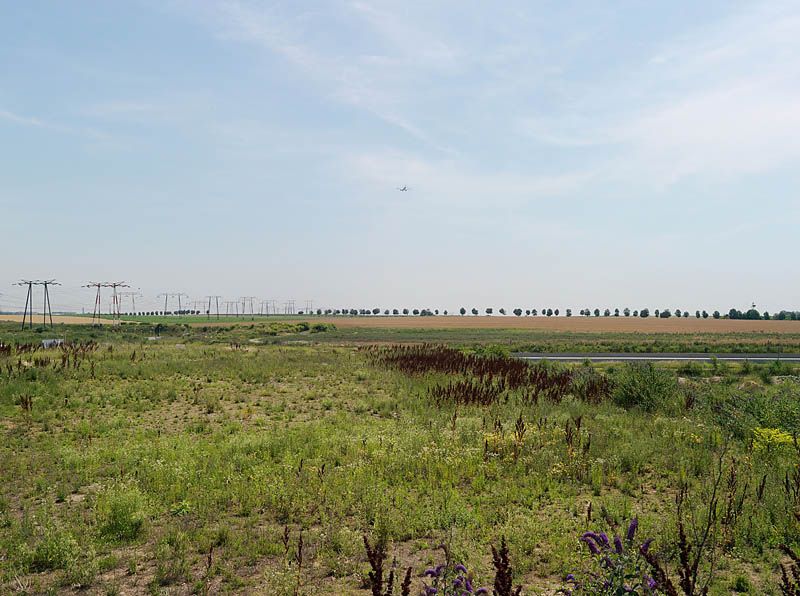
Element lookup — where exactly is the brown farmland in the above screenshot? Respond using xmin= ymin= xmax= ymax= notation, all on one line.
xmin=212 ymin=315 xmax=800 ymax=334
xmin=0 ymin=314 xmax=111 ymax=325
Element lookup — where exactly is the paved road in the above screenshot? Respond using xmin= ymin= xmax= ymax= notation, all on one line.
xmin=513 ymin=352 xmax=800 ymax=362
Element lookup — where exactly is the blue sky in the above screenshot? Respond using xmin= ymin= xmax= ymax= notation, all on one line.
xmin=2 ymin=0 xmax=799 ymax=314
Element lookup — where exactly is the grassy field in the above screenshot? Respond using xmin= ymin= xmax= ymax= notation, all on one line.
xmin=2 ymin=322 xmax=800 ymax=594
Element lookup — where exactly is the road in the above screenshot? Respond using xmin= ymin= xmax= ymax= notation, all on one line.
xmin=513 ymin=352 xmax=800 ymax=362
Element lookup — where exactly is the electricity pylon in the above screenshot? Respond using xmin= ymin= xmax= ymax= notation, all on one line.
xmin=16 ymin=279 xmax=60 ymax=329
xmin=158 ymin=292 xmax=188 ymax=316
xmin=205 ymin=295 xmax=222 ymax=320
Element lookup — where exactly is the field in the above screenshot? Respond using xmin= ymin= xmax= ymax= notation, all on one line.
xmin=112 ymin=314 xmax=800 ymax=335
xmin=2 ymin=321 xmax=800 ymax=594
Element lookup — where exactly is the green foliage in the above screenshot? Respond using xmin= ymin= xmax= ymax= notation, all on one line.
xmin=96 ymin=484 xmax=148 ymax=542
xmin=612 ymin=363 xmax=679 ymax=412
xmin=29 ymin=526 xmax=80 ymax=572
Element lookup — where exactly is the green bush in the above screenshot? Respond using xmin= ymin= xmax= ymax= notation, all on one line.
xmin=96 ymin=484 xmax=147 ymax=542
xmin=30 ymin=526 xmax=80 ymax=571
xmin=612 ymin=363 xmax=679 ymax=412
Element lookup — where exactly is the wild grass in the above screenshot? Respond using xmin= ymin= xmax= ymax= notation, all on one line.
xmin=0 ymin=329 xmax=798 ymax=593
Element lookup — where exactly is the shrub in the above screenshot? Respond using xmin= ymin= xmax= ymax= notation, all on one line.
xmin=30 ymin=525 xmax=80 ymax=571
xmin=96 ymin=484 xmax=148 ymax=542
xmin=612 ymin=363 xmax=678 ymax=412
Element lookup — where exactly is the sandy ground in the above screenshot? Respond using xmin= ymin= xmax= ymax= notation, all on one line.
xmin=0 ymin=314 xmax=112 ymax=325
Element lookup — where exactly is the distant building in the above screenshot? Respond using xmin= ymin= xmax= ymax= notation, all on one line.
xmin=41 ymin=339 xmax=64 ymax=349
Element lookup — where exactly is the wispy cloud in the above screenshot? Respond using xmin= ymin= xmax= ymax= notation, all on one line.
xmin=0 ymin=106 xmax=107 ymax=139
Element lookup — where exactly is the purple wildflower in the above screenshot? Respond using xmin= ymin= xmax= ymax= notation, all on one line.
xmin=580 ymin=535 xmax=600 ymax=555
xmin=424 ymin=568 xmax=438 ymax=577
xmin=475 ymin=589 xmax=489 ymax=595
xmin=455 ymin=564 xmax=468 ymax=574
xmin=639 ymin=538 xmax=654 ymax=555
xmin=614 ymin=535 xmax=624 ymax=554
xmin=626 ymin=517 xmax=638 ymax=542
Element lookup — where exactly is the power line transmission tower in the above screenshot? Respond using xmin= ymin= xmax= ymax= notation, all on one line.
xmin=240 ymin=296 xmax=257 ymax=320
xmin=205 ymin=295 xmax=222 ymax=320
xmin=16 ymin=279 xmax=60 ymax=329
xmin=283 ymin=300 xmax=296 ymax=315
xmin=84 ymin=282 xmax=105 ymax=325
xmin=106 ymin=282 xmax=130 ymax=322
xmin=304 ymin=300 xmax=313 ymax=313
xmin=224 ymin=300 xmax=238 ymax=317
xmin=118 ymin=290 xmax=141 ymax=315
xmin=158 ymin=292 xmax=189 ymax=316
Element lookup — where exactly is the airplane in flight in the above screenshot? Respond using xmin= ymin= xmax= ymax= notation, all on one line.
xmin=397 ymin=186 xmax=409 ymax=192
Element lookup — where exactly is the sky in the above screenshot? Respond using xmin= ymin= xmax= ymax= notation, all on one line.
xmin=1 ymin=0 xmax=799 ymax=314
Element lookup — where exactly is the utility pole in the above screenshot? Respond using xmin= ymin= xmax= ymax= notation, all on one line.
xmin=224 ymin=300 xmax=239 ymax=317
xmin=204 ymin=295 xmax=222 ymax=320
xmin=157 ymin=292 xmax=189 ymax=316
xmin=240 ymin=296 xmax=257 ymax=320
xmin=16 ymin=279 xmax=60 ymax=329
xmin=106 ymin=282 xmax=130 ymax=323
xmin=118 ymin=290 xmax=142 ymax=315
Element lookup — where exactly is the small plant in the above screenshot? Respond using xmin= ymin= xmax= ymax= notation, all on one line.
xmin=491 ymin=536 xmax=522 ymax=596
xmin=96 ymin=484 xmax=147 ymax=541
xmin=29 ymin=525 xmax=80 ymax=572
xmin=422 ymin=544 xmax=489 ymax=595
xmin=613 ymin=363 xmax=679 ymax=412
xmin=363 ymin=534 xmax=413 ymax=596
xmin=564 ymin=518 xmax=659 ymax=595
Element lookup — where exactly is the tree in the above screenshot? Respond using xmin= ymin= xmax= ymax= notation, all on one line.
xmin=566 ymin=308 xmax=572 ymax=317
xmin=435 ymin=309 xmax=439 ymax=315
xmin=695 ymin=310 xmax=701 ymax=318
xmin=554 ymin=308 xmax=560 ymax=316
xmin=702 ymin=310 xmax=708 ymax=318
xmin=547 ymin=308 xmax=553 ymax=316
xmin=384 ymin=309 xmax=389 ymax=315
xmin=603 ymin=308 xmax=611 ymax=317
xmin=460 ymin=307 xmax=466 ymax=316
xmin=633 ymin=310 xmax=639 ymax=317
xmin=683 ymin=311 xmax=690 ymax=318
xmin=713 ymin=310 xmax=720 ymax=319
xmin=486 ymin=308 xmax=493 ymax=315
xmin=471 ymin=308 xmax=479 ymax=315
xmin=654 ymin=309 xmax=660 ymax=318
xmin=660 ymin=309 xmax=672 ymax=318
xmin=499 ymin=308 xmax=506 ymax=315
xmin=594 ymin=308 xmax=600 ymax=317
xmin=372 ymin=308 xmax=380 ymax=315
xmin=402 ymin=308 xmax=409 ymax=315
xmin=584 ymin=309 xmax=591 ymax=317
xmin=614 ymin=308 xmax=620 ymax=317
xmin=674 ymin=309 xmax=681 ymax=318
xmin=623 ymin=307 xmax=630 ymax=317
xmin=412 ymin=309 xmax=420 ymax=315
xmin=531 ymin=309 xmax=538 ymax=316
xmin=640 ymin=308 xmax=649 ymax=318
xmin=525 ymin=309 xmax=530 ymax=316
xmin=392 ymin=309 xmax=399 ymax=315
xmin=513 ymin=308 xmax=523 ymax=316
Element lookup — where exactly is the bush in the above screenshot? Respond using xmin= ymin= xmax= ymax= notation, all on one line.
xmin=30 ymin=526 xmax=80 ymax=571
xmin=96 ymin=485 xmax=147 ymax=542
xmin=612 ymin=363 xmax=679 ymax=412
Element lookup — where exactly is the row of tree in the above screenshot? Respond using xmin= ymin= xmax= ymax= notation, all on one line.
xmin=306 ymin=308 xmax=800 ymax=320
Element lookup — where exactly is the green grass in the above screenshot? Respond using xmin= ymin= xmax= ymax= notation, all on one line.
xmin=1 ymin=326 xmax=799 ymax=593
